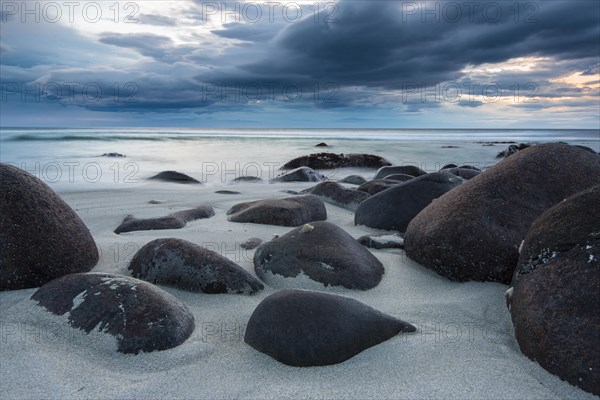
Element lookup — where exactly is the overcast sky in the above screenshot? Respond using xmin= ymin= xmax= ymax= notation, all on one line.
xmin=1 ymin=0 xmax=599 ymax=128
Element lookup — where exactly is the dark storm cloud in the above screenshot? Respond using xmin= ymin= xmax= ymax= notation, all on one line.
xmin=241 ymin=0 xmax=600 ymax=88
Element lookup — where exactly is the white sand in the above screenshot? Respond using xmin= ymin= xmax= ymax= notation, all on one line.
xmin=0 ymin=180 xmax=596 ymax=400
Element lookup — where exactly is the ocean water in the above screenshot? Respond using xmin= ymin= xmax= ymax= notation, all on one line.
xmin=1 ymin=127 xmax=598 ymax=191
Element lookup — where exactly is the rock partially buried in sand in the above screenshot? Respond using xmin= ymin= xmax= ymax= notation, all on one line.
xmin=244 ymin=289 xmax=416 ymax=367
xmin=253 ymin=221 xmax=384 ymax=290
xmin=115 ymin=205 xmax=214 ymax=234
xmin=214 ymin=190 xmax=241 ymax=195
xmin=314 ymin=142 xmax=329 ymax=147
xmin=240 ymin=237 xmax=263 ymax=250
xmin=30 ymin=273 xmax=195 ymax=354
xmin=355 ymin=172 xmax=463 ymax=232
xmin=509 ymin=185 xmax=600 ymax=395
xmin=227 ymin=195 xmax=327 ymax=227
xmin=129 ymin=238 xmax=263 ymax=295
xmin=300 ymin=181 xmax=371 ymax=211
xmin=272 ymin=167 xmax=326 ymax=182
xmin=148 ymin=171 xmax=200 ymax=184
xmin=374 ymin=165 xmax=426 ymax=180
xmin=404 ymin=143 xmax=600 ymax=283
xmin=281 ymin=153 xmax=391 ymax=170
xmin=231 ymin=176 xmax=263 ymax=184
xmin=101 ymin=152 xmax=125 ymax=157
xmin=0 ymin=163 xmax=99 ymax=291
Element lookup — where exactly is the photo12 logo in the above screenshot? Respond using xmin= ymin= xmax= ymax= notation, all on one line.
xmin=0 ymin=1 xmax=140 ymax=23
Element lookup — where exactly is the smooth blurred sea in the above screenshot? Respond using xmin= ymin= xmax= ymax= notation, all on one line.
xmin=1 ymin=127 xmax=598 ymax=191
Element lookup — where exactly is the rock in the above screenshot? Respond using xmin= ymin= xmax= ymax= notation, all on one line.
xmin=115 ymin=205 xmax=214 ymax=234
xmin=0 ymin=164 xmax=99 ymax=291
xmin=129 ymin=239 xmax=263 ymax=295
xmin=338 ymin=175 xmax=367 ymax=185
xmin=244 ymin=289 xmax=416 ymax=366
xmin=148 ymin=200 xmax=163 ymax=204
xmin=280 ymin=190 xmax=299 ymax=195
xmin=227 ymin=195 xmax=327 ymax=227
xmin=441 ymin=145 xmax=459 ymax=148
xmin=440 ymin=167 xmax=481 ymax=180
xmin=458 ymin=165 xmax=481 ymax=171
xmin=231 ymin=176 xmax=263 ymax=184
xmin=357 ymin=179 xmax=401 ymax=195
xmin=253 ymin=221 xmax=384 ymax=290
xmin=240 ymin=238 xmax=263 ymax=250
xmin=101 ymin=152 xmax=125 ymax=157
xmin=272 ymin=166 xmax=326 ymax=182
xmin=31 ymin=273 xmax=195 ymax=354
xmin=441 ymin=163 xmax=458 ymax=169
xmin=281 ymin=153 xmax=391 ymax=170
xmin=299 ymin=181 xmax=371 ymax=211
xmin=358 ymin=234 xmax=404 ymax=250
xmin=148 ymin=171 xmax=200 ymax=184
xmin=404 ymin=143 xmax=600 ymax=283
xmin=496 ymin=143 xmax=531 ymax=159
xmin=382 ymin=173 xmax=414 ymax=182
xmin=355 ymin=172 xmax=463 ymax=232
xmin=315 ymin=142 xmax=329 ymax=147
xmin=508 ymin=185 xmax=600 ymax=395
xmin=374 ymin=165 xmax=426 ymax=180
xmin=215 ymin=190 xmax=241 ymax=195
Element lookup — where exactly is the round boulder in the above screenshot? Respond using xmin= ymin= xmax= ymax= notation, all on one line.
xmin=374 ymin=165 xmax=426 ymax=180
xmin=0 ymin=163 xmax=99 ymax=290
xmin=509 ymin=185 xmax=600 ymax=395
xmin=355 ymin=172 xmax=463 ymax=232
xmin=253 ymin=221 xmax=384 ymax=290
xmin=244 ymin=289 xmax=416 ymax=366
xmin=227 ymin=195 xmax=327 ymax=227
xmin=129 ymin=238 xmax=263 ymax=295
xmin=405 ymin=143 xmax=600 ymax=283
xmin=30 ymin=273 xmax=195 ymax=354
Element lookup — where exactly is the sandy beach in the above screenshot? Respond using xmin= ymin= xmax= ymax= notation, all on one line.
xmin=1 ymin=176 xmax=597 ymax=400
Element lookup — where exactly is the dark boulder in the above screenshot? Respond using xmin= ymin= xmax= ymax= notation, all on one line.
xmin=338 ymin=175 xmax=367 ymax=185
xmin=496 ymin=143 xmax=531 ymax=159
xmin=101 ymin=152 xmax=125 ymax=157
xmin=253 ymin=221 xmax=384 ymax=290
xmin=227 ymin=195 xmax=327 ymax=227
xmin=129 ymin=238 xmax=263 ymax=295
xmin=300 ymin=181 xmax=371 ymax=211
xmin=115 ymin=205 xmax=214 ymax=234
xmin=357 ymin=179 xmax=401 ymax=195
xmin=31 ymin=273 xmax=195 ymax=354
xmin=0 ymin=164 xmax=99 ymax=290
xmin=272 ymin=167 xmax=326 ymax=183
xmin=231 ymin=176 xmax=263 ymax=184
xmin=148 ymin=171 xmax=200 ymax=184
xmin=355 ymin=172 xmax=463 ymax=232
xmin=240 ymin=238 xmax=263 ymax=250
xmin=215 ymin=190 xmax=241 ymax=195
xmin=404 ymin=143 xmax=600 ymax=283
xmin=281 ymin=153 xmax=391 ymax=170
xmin=374 ymin=165 xmax=426 ymax=180
xmin=244 ymin=289 xmax=416 ymax=366
xmin=508 ymin=185 xmax=600 ymax=395
xmin=315 ymin=142 xmax=329 ymax=147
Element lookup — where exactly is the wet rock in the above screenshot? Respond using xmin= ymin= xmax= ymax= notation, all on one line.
xmin=148 ymin=171 xmax=200 ymax=184
xmin=300 ymin=181 xmax=371 ymax=211
xmin=338 ymin=175 xmax=367 ymax=185
xmin=374 ymin=165 xmax=426 ymax=180
xmin=272 ymin=167 xmax=326 ymax=183
xmin=227 ymin=195 xmax=327 ymax=227
xmin=115 ymin=205 xmax=214 ymax=234
xmin=281 ymin=153 xmax=391 ymax=170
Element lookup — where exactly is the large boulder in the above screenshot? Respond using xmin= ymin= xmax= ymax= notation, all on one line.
xmin=253 ymin=221 xmax=384 ymax=290
xmin=244 ymin=289 xmax=416 ymax=367
xmin=227 ymin=195 xmax=327 ymax=227
xmin=300 ymin=181 xmax=371 ymax=211
xmin=31 ymin=273 xmax=195 ymax=354
xmin=374 ymin=165 xmax=426 ymax=180
xmin=355 ymin=172 xmax=463 ymax=232
xmin=508 ymin=185 xmax=600 ymax=395
xmin=129 ymin=238 xmax=263 ymax=295
xmin=281 ymin=153 xmax=391 ymax=170
xmin=404 ymin=143 xmax=600 ymax=283
xmin=272 ymin=167 xmax=326 ymax=182
xmin=440 ymin=167 xmax=481 ymax=180
xmin=0 ymin=164 xmax=99 ymax=290
xmin=338 ymin=175 xmax=367 ymax=185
